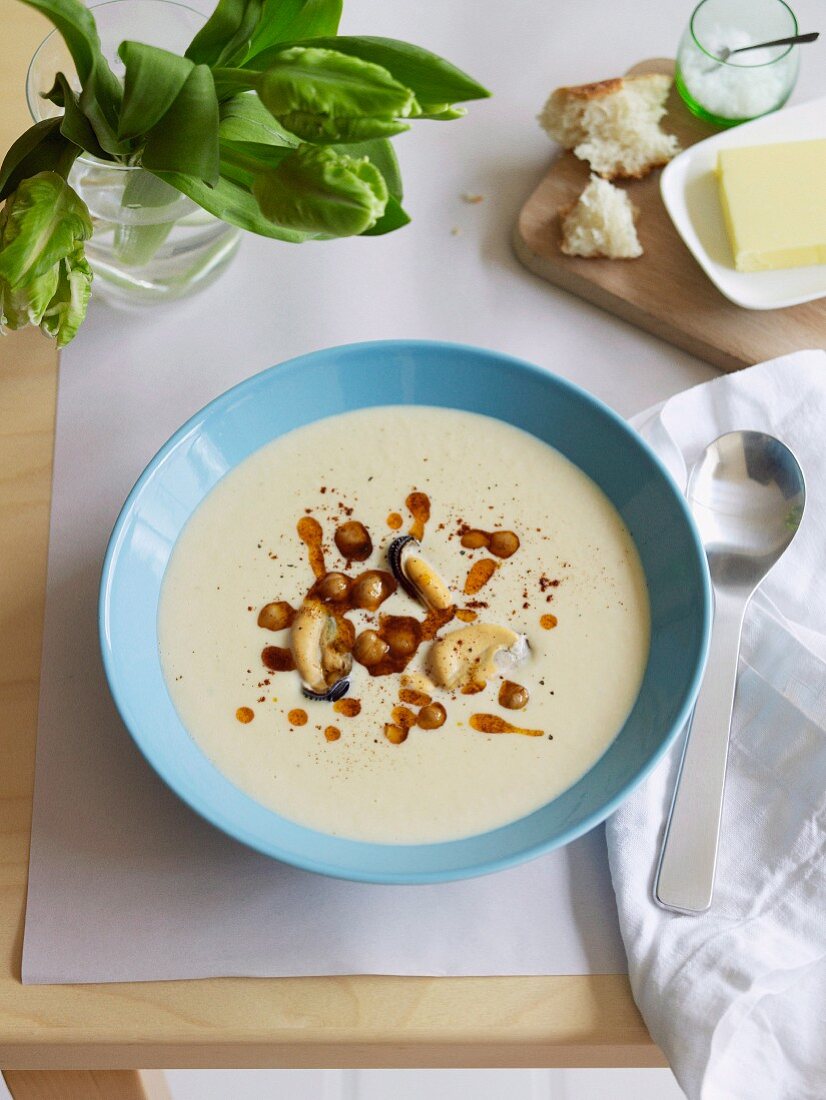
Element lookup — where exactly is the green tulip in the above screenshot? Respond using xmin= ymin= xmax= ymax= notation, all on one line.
xmin=252 ymin=144 xmax=388 ymax=236
xmin=0 ymin=171 xmax=93 ymax=347
xmin=256 ymin=47 xmax=420 ymax=144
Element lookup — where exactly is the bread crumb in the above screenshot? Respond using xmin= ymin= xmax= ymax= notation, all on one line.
xmin=559 ymin=175 xmax=643 ymax=259
xmin=461 ymin=192 xmax=484 ymax=204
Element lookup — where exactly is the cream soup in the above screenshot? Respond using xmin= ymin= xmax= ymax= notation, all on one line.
xmin=158 ymin=406 xmax=650 ymax=843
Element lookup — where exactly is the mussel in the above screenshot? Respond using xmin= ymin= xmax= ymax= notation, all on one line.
xmin=388 ymin=535 xmax=453 ymax=611
xmin=291 ymin=598 xmax=353 ymax=701
xmin=427 ymin=623 xmax=529 ymax=691
xmin=303 ymin=679 xmax=351 ymax=703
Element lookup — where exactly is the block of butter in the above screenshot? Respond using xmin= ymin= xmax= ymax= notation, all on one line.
xmin=716 ymin=139 xmax=826 ymax=272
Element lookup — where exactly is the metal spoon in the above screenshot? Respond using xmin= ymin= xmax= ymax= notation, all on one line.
xmin=654 ymin=431 xmax=805 ymax=914
xmin=714 ymin=30 xmax=818 ymax=63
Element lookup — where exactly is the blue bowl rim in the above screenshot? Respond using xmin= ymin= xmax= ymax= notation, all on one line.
xmin=99 ymin=338 xmax=712 ymax=883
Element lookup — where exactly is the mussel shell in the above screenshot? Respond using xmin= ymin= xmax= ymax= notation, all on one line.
xmin=387 ymin=535 xmax=419 ymax=599
xmin=302 ymin=678 xmax=350 ymax=703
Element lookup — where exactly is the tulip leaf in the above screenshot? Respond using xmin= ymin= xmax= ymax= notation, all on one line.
xmin=112 ymin=170 xmax=181 ymax=267
xmin=0 ymin=119 xmax=80 ymax=203
xmin=118 ymin=42 xmax=194 ymax=139
xmin=151 ymin=168 xmax=312 ymax=241
xmin=246 ymin=0 xmax=342 ymax=58
xmin=0 ymin=171 xmax=92 ymax=287
xmin=331 ymin=137 xmax=402 ymax=198
xmin=360 ymin=194 xmax=410 ymax=235
xmin=140 ymin=65 xmax=221 ymax=184
xmin=45 ymin=72 xmax=111 ymax=160
xmin=17 ymin=0 xmax=123 ymax=126
xmin=219 ymin=93 xmax=299 ymax=147
xmin=246 ymin=36 xmax=490 ymax=109
xmin=185 ymin=0 xmax=264 ymax=68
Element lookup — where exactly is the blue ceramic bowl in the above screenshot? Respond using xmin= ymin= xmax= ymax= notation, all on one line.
xmin=100 ymin=340 xmax=711 ymax=883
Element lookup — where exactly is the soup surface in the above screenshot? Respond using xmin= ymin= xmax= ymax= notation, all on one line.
xmin=158 ymin=406 xmax=650 ymax=843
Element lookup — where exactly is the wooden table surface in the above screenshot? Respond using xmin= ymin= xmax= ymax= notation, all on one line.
xmin=0 ymin=2 xmax=663 ymax=1071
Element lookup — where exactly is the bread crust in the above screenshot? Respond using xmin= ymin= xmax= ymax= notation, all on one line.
xmin=540 ymin=72 xmax=678 ymax=180
xmin=551 ymin=77 xmax=625 ymax=102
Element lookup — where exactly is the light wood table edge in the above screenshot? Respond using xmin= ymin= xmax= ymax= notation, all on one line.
xmin=0 ymin=1040 xmax=666 ymax=1071
xmin=3 ymin=1070 xmax=171 ymax=1100
xmin=0 ymin=0 xmax=664 ymax=1075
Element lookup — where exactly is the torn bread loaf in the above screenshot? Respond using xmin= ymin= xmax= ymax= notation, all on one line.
xmin=539 ymin=73 xmax=679 ymax=179
xmin=559 ymin=175 xmax=642 ymax=259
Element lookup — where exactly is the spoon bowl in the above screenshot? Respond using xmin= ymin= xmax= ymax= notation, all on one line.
xmin=688 ymin=430 xmax=805 ymax=590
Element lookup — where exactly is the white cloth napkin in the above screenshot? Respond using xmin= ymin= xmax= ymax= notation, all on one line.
xmin=607 ymin=350 xmax=826 ymax=1100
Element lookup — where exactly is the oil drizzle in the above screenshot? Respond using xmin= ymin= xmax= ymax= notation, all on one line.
xmin=456 ymin=608 xmax=478 ymax=622
xmin=460 ymin=528 xmax=520 ymax=559
xmin=333 ymin=697 xmax=361 ymax=717
xmin=399 ymin=688 xmax=431 ymax=707
xmin=262 ymin=645 xmax=295 ymax=672
xmin=297 ymin=516 xmax=325 ymax=578
xmin=406 ymin=491 xmax=431 ymax=541
xmin=469 ymin=713 xmax=543 ymax=737
xmin=464 ymin=558 xmax=498 ymax=595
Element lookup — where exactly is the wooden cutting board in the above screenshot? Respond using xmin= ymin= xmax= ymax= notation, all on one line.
xmin=513 ymin=58 xmax=826 ymax=372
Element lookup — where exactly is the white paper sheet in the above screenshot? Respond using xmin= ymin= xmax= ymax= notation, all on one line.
xmin=16 ymin=0 xmax=752 ymax=984
xmin=20 ymin=303 xmax=631 ymax=982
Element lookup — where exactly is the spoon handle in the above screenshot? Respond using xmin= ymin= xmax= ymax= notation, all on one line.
xmin=654 ymin=591 xmax=746 ymax=913
xmin=729 ymin=31 xmax=819 ymax=55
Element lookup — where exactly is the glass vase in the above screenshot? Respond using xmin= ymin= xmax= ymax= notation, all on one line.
xmin=26 ymin=0 xmax=241 ymax=310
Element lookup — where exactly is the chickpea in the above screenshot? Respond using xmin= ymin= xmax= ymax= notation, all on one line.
xmin=351 ymin=570 xmax=395 ymax=610
xmin=384 ymin=722 xmax=408 ymax=745
xmin=392 ymin=706 xmax=417 ymax=730
xmin=257 ymin=601 xmax=294 ymax=631
xmin=353 ymin=630 xmax=389 ymax=667
xmin=498 ymin=680 xmax=529 ymax=710
xmin=489 ymin=530 xmax=520 ymax=559
xmin=384 ymin=618 xmax=420 ymax=657
xmin=317 ymin=572 xmax=351 ymax=602
xmin=335 ymin=520 xmax=372 ymax=562
xmin=417 ymin=703 xmax=446 ymax=730
xmin=460 ymin=529 xmax=490 ymax=550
